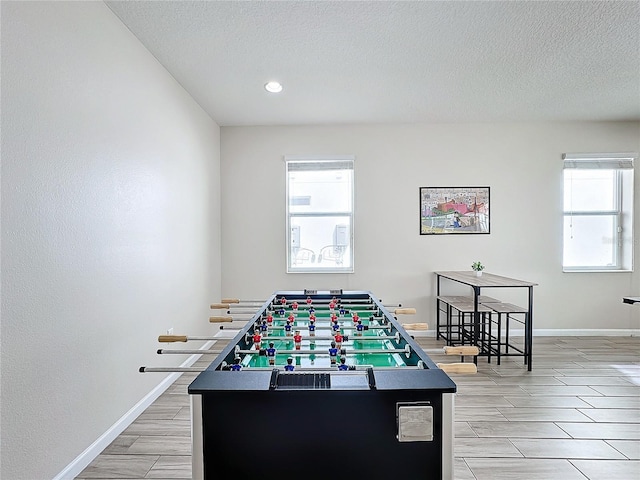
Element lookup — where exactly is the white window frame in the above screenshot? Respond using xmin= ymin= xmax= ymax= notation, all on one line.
xmin=562 ymin=153 xmax=636 ymax=272
xmin=285 ymin=155 xmax=355 ymax=274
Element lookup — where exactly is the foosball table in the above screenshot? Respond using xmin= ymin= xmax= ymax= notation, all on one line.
xmin=183 ymin=290 xmax=461 ymax=479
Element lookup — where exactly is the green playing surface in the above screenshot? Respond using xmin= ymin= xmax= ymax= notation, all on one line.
xmin=242 ymin=305 xmax=409 ymax=369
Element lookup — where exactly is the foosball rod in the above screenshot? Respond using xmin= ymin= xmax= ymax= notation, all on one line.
xmin=234 ymin=346 xmax=412 ymax=356
xmin=263 ymin=324 xmax=391 ymax=331
xmin=251 ymin=334 xmax=401 ymax=342
xmin=221 ymin=298 xmax=408 ymax=308
xmin=156 ymin=345 xmax=479 ymax=357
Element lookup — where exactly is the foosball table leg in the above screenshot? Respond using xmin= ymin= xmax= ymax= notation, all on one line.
xmin=191 ymin=394 xmax=204 ymax=480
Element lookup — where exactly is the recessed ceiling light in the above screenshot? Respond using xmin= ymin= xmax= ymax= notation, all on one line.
xmin=264 ymin=81 xmax=283 ymax=93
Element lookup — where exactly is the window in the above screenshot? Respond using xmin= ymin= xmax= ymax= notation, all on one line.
xmin=286 ymin=156 xmax=354 ymax=273
xmin=563 ymin=153 xmax=635 ymax=272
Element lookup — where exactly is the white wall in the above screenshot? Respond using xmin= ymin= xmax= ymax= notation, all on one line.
xmin=221 ymin=123 xmax=640 ymax=332
xmin=1 ymin=2 xmax=221 ymax=479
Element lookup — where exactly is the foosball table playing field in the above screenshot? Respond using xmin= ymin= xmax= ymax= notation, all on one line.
xmin=141 ymin=289 xmax=479 ymax=480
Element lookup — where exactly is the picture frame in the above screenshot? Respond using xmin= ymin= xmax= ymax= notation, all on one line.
xmin=420 ymin=186 xmax=490 ymax=235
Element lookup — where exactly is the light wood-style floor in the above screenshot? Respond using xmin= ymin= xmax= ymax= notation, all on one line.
xmin=76 ymin=336 xmax=640 ymax=480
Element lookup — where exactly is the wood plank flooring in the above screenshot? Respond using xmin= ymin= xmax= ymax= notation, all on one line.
xmin=76 ymin=336 xmax=640 ymax=480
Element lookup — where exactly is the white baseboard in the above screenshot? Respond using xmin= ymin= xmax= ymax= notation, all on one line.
xmin=53 ymin=339 xmax=216 ymax=480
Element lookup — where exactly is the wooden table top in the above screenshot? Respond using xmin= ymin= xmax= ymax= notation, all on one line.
xmin=435 ymin=271 xmax=538 ymax=288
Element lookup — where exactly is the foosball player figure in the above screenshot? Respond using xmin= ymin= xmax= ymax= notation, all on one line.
xmin=265 ymin=312 xmax=274 ymax=325
xmin=306 ymin=296 xmax=312 ymax=305
xmin=292 ymin=301 xmax=299 ymax=311
xmin=259 ymin=320 xmax=269 ymax=336
xmin=338 ymin=356 xmax=349 ymax=371
xmin=308 ymin=307 xmax=315 ymax=315
xmin=309 ymin=312 xmax=316 ymax=322
xmin=334 ymin=332 xmax=343 ymax=349
xmin=330 ymin=312 xmax=338 ymax=322
xmin=329 ymin=301 xmax=336 ymax=312
xmin=284 ymin=357 xmax=295 ymax=371
xmin=280 ymin=296 xmax=287 ymax=305
xmin=329 ymin=341 xmax=339 ymax=365
xmin=288 ymin=312 xmax=296 ymax=323
xmin=279 ymin=307 xmax=286 ymax=317
xmin=352 ymin=312 xmax=360 ymax=325
xmin=267 ymin=342 xmax=276 ymax=366
xmin=332 ymin=319 xmax=341 ymax=334
xmin=293 ymin=330 xmax=302 ymax=350
xmin=308 ymin=319 xmax=316 ymax=338
xmin=339 ymin=307 xmax=346 ymax=316
xmin=230 ymin=356 xmax=242 ymax=371
xmin=356 ymin=319 xmax=364 ymax=336
xmin=284 ymin=320 xmax=293 ymax=336
xmin=253 ymin=328 xmax=262 ymax=350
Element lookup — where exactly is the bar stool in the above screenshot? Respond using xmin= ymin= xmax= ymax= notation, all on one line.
xmin=436 ymin=295 xmax=501 ymax=344
xmin=487 ymin=302 xmax=529 ymax=365
xmin=436 ymin=296 xmax=472 ymax=343
xmin=447 ymin=301 xmax=495 ymax=361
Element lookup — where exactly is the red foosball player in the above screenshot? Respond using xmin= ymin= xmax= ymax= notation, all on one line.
xmin=308 ymin=319 xmax=316 ymax=337
xmin=309 ymin=312 xmax=316 ymax=322
xmin=334 ymin=332 xmax=343 ymax=349
xmin=252 ymin=329 xmax=262 ymax=350
xmin=330 ymin=312 xmax=338 ymax=322
xmin=284 ymin=357 xmax=295 ymax=371
xmin=292 ymin=301 xmax=299 ymax=311
xmin=265 ymin=312 xmax=274 ymax=325
xmin=352 ymin=312 xmax=360 ymax=324
xmin=306 ymin=296 xmax=312 ymax=305
xmin=288 ymin=312 xmax=296 ymax=323
xmin=284 ymin=320 xmax=293 ymax=336
xmin=230 ymin=357 xmax=243 ymax=371
xmin=293 ymin=330 xmax=302 ymax=350
xmin=329 ymin=301 xmax=336 ymax=312
xmin=267 ymin=342 xmax=276 ymax=366
xmin=280 ymin=297 xmax=287 ymax=305
xmin=329 ymin=341 xmax=339 ymax=364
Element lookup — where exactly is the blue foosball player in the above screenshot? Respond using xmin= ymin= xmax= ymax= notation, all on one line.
xmin=230 ymin=357 xmax=242 ymax=371
xmin=266 ymin=342 xmax=276 ymax=366
xmin=308 ymin=319 xmax=316 ymax=337
xmin=284 ymin=320 xmax=293 ymax=336
xmin=332 ymin=320 xmax=341 ymax=334
xmin=284 ymin=357 xmax=295 ymax=371
xmin=338 ymin=357 xmax=349 ymax=371
xmin=356 ymin=320 xmax=364 ymax=336
xmin=260 ymin=320 xmax=269 ymax=336
xmin=329 ymin=341 xmax=339 ymax=364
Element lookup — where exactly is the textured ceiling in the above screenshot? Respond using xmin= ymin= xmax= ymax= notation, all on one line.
xmin=106 ymin=0 xmax=640 ymax=126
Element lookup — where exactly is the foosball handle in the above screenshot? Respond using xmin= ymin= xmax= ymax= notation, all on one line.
xmin=394 ymin=308 xmax=416 ymax=315
xmin=443 ymin=346 xmax=479 ymax=356
xmin=210 ymin=303 xmax=231 ymax=309
xmin=209 ymin=316 xmax=233 ymax=323
xmin=437 ymin=362 xmax=478 ymax=374
xmin=402 ymin=322 xmax=428 ymax=330
xmin=158 ymin=335 xmax=188 ymax=343
xmin=221 ymin=298 xmax=240 ymax=304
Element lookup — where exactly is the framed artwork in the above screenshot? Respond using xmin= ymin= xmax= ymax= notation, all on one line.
xmin=420 ymin=186 xmax=490 ymax=235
